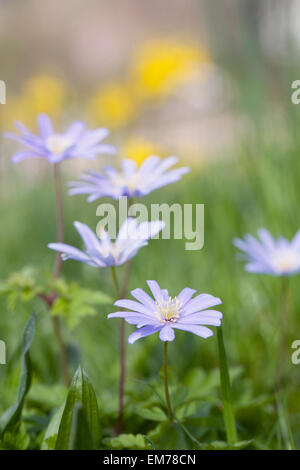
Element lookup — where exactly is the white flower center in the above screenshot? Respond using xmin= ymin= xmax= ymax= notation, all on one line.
xmin=155 ymin=297 xmax=181 ymax=323
xmin=46 ymin=134 xmax=72 ymax=155
xmin=112 ymin=172 xmax=140 ymax=193
xmin=270 ymin=248 xmax=300 ymax=274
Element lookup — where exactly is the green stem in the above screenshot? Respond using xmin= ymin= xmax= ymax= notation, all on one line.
xmin=111 ymin=266 xmax=125 ymax=435
xmin=52 ymin=163 xmax=70 ymax=387
xmin=111 ymin=266 xmax=121 ymax=298
xmin=163 ymin=342 xmax=173 ymax=422
xmin=275 ymin=277 xmax=290 ymax=391
xmin=217 ymin=326 xmax=237 ymax=445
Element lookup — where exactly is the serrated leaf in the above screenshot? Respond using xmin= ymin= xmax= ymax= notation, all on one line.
xmin=0 ymin=314 xmax=35 ymax=435
xmin=55 ymin=366 xmax=101 ymax=450
xmin=203 ymin=439 xmax=253 ymax=450
xmin=136 ymin=406 xmax=167 ymax=422
xmin=0 ymin=269 xmax=40 ymax=310
xmin=51 ymin=280 xmax=112 ymax=329
xmin=104 ymin=433 xmax=150 ymax=450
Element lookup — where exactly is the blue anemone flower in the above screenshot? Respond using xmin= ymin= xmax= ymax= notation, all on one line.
xmin=234 ymin=228 xmax=300 ymax=276
xmin=67 ymin=156 xmax=190 ymax=201
xmin=108 ymin=280 xmax=222 ymax=343
xmin=48 ymin=218 xmax=165 ymax=268
xmin=4 ymin=113 xmax=116 ymax=164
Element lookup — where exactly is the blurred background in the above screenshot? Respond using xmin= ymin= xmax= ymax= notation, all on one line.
xmin=0 ymin=0 xmax=300 ymax=449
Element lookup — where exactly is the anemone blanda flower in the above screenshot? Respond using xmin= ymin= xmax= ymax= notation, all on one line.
xmin=234 ymin=228 xmax=300 ymax=276
xmin=4 ymin=113 xmax=116 ymax=164
xmin=48 ymin=218 xmax=164 ymax=268
xmin=108 ymin=280 xmax=222 ymax=343
xmin=67 ymin=156 xmax=190 ymax=201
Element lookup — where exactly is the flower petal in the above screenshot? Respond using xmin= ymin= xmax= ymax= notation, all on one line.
xmin=172 ymin=323 xmax=214 ymax=338
xmin=147 ymin=280 xmax=165 ymax=302
xmin=114 ymin=299 xmax=153 ymax=315
xmin=176 ymin=287 xmax=197 ymax=307
xmin=130 ymin=288 xmax=156 ymax=309
xmin=159 ymin=325 xmax=175 ymax=342
xmin=128 ymin=325 xmax=161 ymax=344
xmin=183 ymin=294 xmax=222 ymax=315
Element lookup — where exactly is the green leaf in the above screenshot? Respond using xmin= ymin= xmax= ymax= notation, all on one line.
xmin=104 ymin=433 xmax=151 ymax=450
xmin=217 ymin=326 xmax=238 ymax=445
xmin=136 ymin=406 xmax=167 ymax=422
xmin=0 ymin=423 xmax=30 ymax=450
xmin=51 ymin=279 xmax=112 ymax=329
xmin=41 ymin=404 xmax=65 ymax=450
xmin=203 ymin=439 xmax=253 ymax=450
xmin=27 ymin=383 xmax=67 ymax=412
xmin=0 ymin=314 xmax=35 ymax=435
xmin=0 ymin=269 xmax=39 ymax=310
xmin=147 ymin=421 xmax=190 ymax=450
xmin=55 ymin=366 xmax=101 ymax=450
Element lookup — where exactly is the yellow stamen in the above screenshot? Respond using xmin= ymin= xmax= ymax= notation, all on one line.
xmin=155 ymin=296 xmax=181 ymax=323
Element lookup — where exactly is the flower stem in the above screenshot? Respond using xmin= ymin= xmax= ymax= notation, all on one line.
xmin=111 ymin=266 xmax=126 ymax=435
xmin=111 ymin=266 xmax=121 ymax=298
xmin=163 ymin=341 xmax=173 ymax=422
xmin=217 ymin=326 xmax=237 ymax=445
xmin=53 ymin=164 xmax=64 ymax=279
xmin=51 ymin=163 xmax=70 ymax=387
xmin=275 ymin=277 xmax=290 ymax=391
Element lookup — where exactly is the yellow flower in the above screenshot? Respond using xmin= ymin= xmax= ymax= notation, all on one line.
xmin=122 ymin=137 xmax=161 ymax=166
xmin=88 ymin=83 xmax=136 ymax=128
xmin=21 ymin=75 xmax=67 ymax=116
xmin=3 ymin=75 xmax=67 ymax=129
xmin=131 ymin=39 xmax=210 ymax=99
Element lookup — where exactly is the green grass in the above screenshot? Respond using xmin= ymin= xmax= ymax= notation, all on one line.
xmin=0 ymin=131 xmax=300 ymax=449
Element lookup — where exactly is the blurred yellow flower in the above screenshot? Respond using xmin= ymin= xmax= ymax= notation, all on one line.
xmin=21 ymin=75 xmax=67 ymax=116
xmin=88 ymin=83 xmax=136 ymax=128
xmin=122 ymin=137 xmax=161 ymax=166
xmin=131 ymin=39 xmax=210 ymax=99
xmin=3 ymin=75 xmax=67 ymax=129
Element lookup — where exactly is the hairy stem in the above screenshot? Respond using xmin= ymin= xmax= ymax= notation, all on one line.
xmin=163 ymin=341 xmax=173 ymax=422
xmin=111 ymin=266 xmax=126 ymax=434
xmin=51 ymin=163 xmax=70 ymax=387
xmin=275 ymin=277 xmax=290 ymax=391
xmin=53 ymin=163 xmax=64 ymax=279
xmin=217 ymin=326 xmax=237 ymax=445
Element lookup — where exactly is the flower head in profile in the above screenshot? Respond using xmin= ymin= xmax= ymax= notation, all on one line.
xmin=48 ymin=218 xmax=164 ymax=268
xmin=108 ymin=280 xmax=222 ymax=343
xmin=4 ymin=113 xmax=116 ymax=164
xmin=68 ymin=156 xmax=190 ymax=201
xmin=234 ymin=228 xmax=300 ymax=276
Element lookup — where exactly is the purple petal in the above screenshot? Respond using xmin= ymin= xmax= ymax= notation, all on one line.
xmin=73 ymin=221 xmax=100 ymax=252
xmin=172 ymin=323 xmax=214 ymax=338
xmin=11 ymin=151 xmax=42 ymax=163
xmin=37 ymin=113 xmax=54 ymax=138
xmin=121 ymin=159 xmax=137 ymax=176
xmin=128 ymin=325 xmax=161 ymax=344
xmin=257 ymin=228 xmax=275 ymax=250
xmin=179 ymin=309 xmax=222 ymax=326
xmin=183 ymin=294 xmax=222 ymax=315
xmin=107 ymin=312 xmax=157 ymax=326
xmin=159 ymin=325 xmax=175 ymax=342
xmin=47 ymin=242 xmax=97 ymax=265
xmin=147 ymin=280 xmax=165 ymax=302
xmin=114 ymin=299 xmax=153 ymax=316
xmin=65 ymin=121 xmax=85 ymax=140
xmin=176 ymin=287 xmax=197 ymax=307
xmin=130 ymin=288 xmax=156 ymax=309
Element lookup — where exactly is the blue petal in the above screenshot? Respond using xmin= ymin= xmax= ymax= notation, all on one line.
xmin=159 ymin=325 xmax=175 ymax=342
xmin=128 ymin=325 xmax=161 ymax=344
